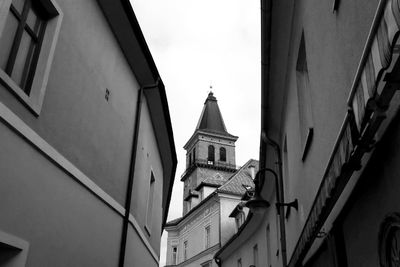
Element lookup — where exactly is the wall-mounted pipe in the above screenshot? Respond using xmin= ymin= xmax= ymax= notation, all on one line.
xmin=118 ymin=79 xmax=160 ymax=267
xmin=260 ymin=0 xmax=288 ymax=266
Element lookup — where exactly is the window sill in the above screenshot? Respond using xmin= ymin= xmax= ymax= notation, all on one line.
xmin=0 ymin=70 xmax=41 ymax=115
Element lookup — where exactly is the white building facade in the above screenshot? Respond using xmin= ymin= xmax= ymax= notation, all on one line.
xmin=165 ymin=93 xmax=257 ymax=267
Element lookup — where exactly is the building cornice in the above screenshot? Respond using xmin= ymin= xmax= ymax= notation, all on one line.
xmin=183 ymin=130 xmax=238 ymax=150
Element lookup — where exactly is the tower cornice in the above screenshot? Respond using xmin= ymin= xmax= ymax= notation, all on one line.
xmin=183 ymin=130 xmax=238 ymax=150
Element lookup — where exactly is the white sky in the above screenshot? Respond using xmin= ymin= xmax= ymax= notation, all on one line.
xmin=130 ymin=0 xmax=261 ymax=265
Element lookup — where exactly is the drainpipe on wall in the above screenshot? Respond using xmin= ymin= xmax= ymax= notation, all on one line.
xmin=262 ymin=133 xmax=288 ymax=267
xmin=118 ymin=79 xmax=160 ymax=267
xmin=260 ymin=0 xmax=288 ymax=266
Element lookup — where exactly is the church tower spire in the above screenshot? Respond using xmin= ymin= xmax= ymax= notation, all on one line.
xmin=181 ymin=92 xmax=238 ymax=215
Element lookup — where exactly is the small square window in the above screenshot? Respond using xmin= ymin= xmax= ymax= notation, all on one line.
xmin=0 ymin=0 xmax=63 ymax=115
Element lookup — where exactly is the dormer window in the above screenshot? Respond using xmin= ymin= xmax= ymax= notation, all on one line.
xmin=207 ymin=145 xmax=215 ymax=164
xmin=235 ymin=211 xmax=245 ymax=230
xmin=220 ymin=147 xmax=226 ymax=162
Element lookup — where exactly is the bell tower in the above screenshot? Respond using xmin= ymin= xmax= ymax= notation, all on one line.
xmin=181 ymin=92 xmax=238 ymax=215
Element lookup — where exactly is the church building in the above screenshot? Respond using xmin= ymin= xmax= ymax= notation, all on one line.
xmin=164 ymin=92 xmax=257 ymax=267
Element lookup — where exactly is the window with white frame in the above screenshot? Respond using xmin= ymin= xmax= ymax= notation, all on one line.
xmin=171 ymin=245 xmax=177 ymax=265
xmin=235 ymin=211 xmax=245 ymax=231
xmin=0 ymin=0 xmax=62 ymax=114
xmin=205 ymin=225 xmax=210 ymax=249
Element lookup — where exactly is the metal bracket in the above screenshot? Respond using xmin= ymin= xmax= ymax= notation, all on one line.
xmin=276 ymin=199 xmax=298 ymax=217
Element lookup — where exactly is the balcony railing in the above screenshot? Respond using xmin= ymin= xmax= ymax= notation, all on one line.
xmin=288 ymin=1 xmax=400 ymax=266
xmin=180 ymin=158 xmax=238 ymax=181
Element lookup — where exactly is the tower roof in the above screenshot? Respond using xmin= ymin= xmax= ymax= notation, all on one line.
xmin=195 ymin=92 xmax=233 ymax=136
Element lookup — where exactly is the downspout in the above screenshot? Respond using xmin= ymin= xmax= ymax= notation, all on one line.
xmin=262 ymin=134 xmax=288 ymax=267
xmin=260 ymin=0 xmax=288 ymax=267
xmin=118 ymin=79 xmax=160 ymax=267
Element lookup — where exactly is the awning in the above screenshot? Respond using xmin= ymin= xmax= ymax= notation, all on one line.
xmin=288 ymin=0 xmax=400 ymax=266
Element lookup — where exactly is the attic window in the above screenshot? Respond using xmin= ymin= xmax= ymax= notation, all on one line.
xmin=235 ymin=211 xmax=245 ymax=231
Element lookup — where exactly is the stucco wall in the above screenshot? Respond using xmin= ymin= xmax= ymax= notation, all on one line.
xmin=130 ymin=99 xmax=164 ymax=254
xmin=0 ymin=120 xmax=122 ymax=266
xmin=0 ymin=0 xmax=168 ymax=265
xmin=166 ymin=198 xmax=220 ymax=265
xmin=266 ymin=0 xmax=380 ymax=260
xmin=220 ymin=206 xmax=282 ymax=267
xmin=219 ymin=196 xmax=242 ymax=246
xmin=0 ymin=0 xmax=138 ymax=207
xmin=124 ymin=226 xmax=159 ymax=267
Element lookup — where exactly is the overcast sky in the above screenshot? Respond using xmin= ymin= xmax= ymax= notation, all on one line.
xmin=131 ymin=0 xmax=261 ymax=265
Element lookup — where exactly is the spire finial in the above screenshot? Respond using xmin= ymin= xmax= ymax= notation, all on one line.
xmin=208 ymin=85 xmax=213 ymax=96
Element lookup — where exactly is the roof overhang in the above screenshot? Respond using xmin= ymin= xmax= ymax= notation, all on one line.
xmin=96 ymin=0 xmax=177 ymax=228
xmin=195 ymin=182 xmax=221 ymax=191
xmin=229 ymin=202 xmax=246 ymax=218
xmin=184 ymin=190 xmax=199 ymax=201
xmin=184 ymin=130 xmax=238 ymax=150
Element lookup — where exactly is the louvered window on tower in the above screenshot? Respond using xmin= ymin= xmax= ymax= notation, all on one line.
xmin=208 ymin=145 xmax=215 ymax=164
xmin=220 ymin=147 xmax=226 ymax=162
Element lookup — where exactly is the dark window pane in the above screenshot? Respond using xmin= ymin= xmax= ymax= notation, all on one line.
xmin=0 ymin=13 xmax=19 ymax=69
xmin=220 ymin=147 xmax=226 ymax=161
xmin=26 ymin=7 xmax=40 ymax=33
xmin=11 ymin=0 xmax=24 ymax=14
xmin=11 ymin=30 xmax=35 ymax=88
xmin=208 ymin=145 xmax=215 ymax=162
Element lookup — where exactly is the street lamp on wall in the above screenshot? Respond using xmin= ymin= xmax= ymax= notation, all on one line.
xmin=245 ymin=168 xmax=298 ymax=215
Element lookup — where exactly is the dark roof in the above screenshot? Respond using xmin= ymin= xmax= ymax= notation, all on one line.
xmin=195 ymin=92 xmax=234 ymax=137
xmin=195 ymin=174 xmax=227 ymax=190
xmin=217 ymin=159 xmax=258 ymax=195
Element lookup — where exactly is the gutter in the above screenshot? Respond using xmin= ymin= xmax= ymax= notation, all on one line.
xmin=111 ymin=0 xmax=178 ymax=229
xmin=260 ymin=0 xmax=288 ymax=266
